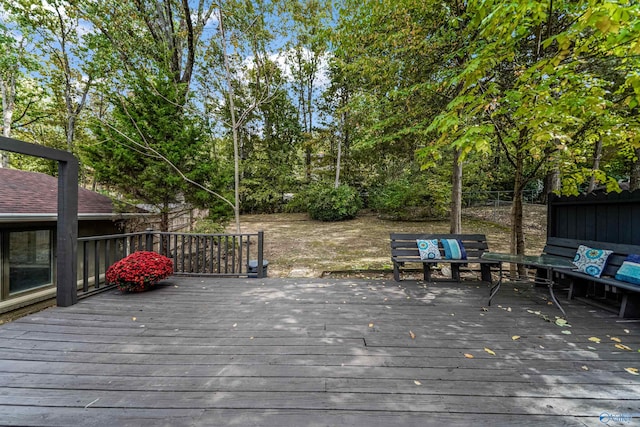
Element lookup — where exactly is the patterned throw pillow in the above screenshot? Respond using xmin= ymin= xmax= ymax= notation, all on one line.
xmin=441 ymin=239 xmax=467 ymax=260
xmin=572 ymin=245 xmax=613 ymax=278
xmin=416 ymin=239 xmax=441 ymax=260
xmin=615 ymin=254 xmax=640 ymax=286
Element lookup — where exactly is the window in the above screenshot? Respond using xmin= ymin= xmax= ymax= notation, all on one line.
xmin=2 ymin=230 xmax=53 ymax=297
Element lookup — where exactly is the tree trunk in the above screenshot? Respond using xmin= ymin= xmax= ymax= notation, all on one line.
xmin=334 ymin=135 xmax=342 ymax=189
xmin=510 ymin=150 xmax=526 ymax=277
xmin=1 ymin=75 xmax=16 ymax=167
xmin=450 ymin=148 xmax=462 ymax=234
xmin=219 ymin=7 xmax=241 ymax=233
xmin=67 ymin=114 xmax=76 ymax=152
xmin=160 ymin=206 xmax=169 ymax=233
xmin=587 ymin=135 xmax=603 ymax=193
xmin=630 ymin=148 xmax=640 ymax=192
xmin=542 ymin=168 xmax=561 ymax=203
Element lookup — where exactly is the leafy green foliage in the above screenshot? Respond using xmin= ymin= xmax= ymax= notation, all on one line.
xmin=369 ymin=175 xmax=450 ymax=221
xmin=305 ymin=182 xmax=362 ymax=222
xmin=83 ymin=73 xmax=228 ymax=230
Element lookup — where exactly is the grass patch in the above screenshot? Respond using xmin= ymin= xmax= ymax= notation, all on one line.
xmin=234 ymin=205 xmax=546 ymax=277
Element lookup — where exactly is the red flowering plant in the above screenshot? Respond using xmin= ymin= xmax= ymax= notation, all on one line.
xmin=106 ymin=251 xmax=173 ymax=292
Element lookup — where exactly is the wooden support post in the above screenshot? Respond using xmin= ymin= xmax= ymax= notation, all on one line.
xmin=0 ymin=136 xmax=80 ymax=307
xmin=56 ymin=157 xmax=79 ymax=307
xmin=257 ymin=231 xmax=264 ymax=278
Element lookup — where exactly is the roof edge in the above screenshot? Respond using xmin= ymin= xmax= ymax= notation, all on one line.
xmin=0 ymin=213 xmax=149 ymax=223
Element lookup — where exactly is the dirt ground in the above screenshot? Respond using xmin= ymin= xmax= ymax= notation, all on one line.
xmin=236 ymin=204 xmax=547 ymax=278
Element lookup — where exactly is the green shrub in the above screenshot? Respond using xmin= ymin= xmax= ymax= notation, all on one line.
xmin=306 ymin=183 xmax=362 ymax=221
xmin=283 ymin=190 xmax=310 ymax=213
xmin=369 ymin=177 xmax=449 ymax=220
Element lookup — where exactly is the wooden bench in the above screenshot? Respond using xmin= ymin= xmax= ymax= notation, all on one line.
xmin=390 ymin=233 xmax=499 ymax=282
xmin=543 ymin=237 xmax=640 ymax=318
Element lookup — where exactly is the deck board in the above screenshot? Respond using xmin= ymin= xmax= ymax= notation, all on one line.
xmin=0 ymin=277 xmax=639 ymax=426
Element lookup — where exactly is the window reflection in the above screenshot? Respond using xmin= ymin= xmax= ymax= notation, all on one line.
xmin=9 ymin=230 xmax=52 ymax=294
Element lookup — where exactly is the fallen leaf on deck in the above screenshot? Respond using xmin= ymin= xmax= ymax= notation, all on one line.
xmin=624 ymin=329 xmax=630 ymax=334
xmin=512 ymin=335 xmax=521 ymax=341
xmin=484 ymin=347 xmax=496 ymax=356
xmin=624 ymin=368 xmax=639 ymax=376
xmin=409 ymin=331 xmax=416 ymax=339
xmin=581 ymin=365 xmax=589 ymax=371
xmin=232 ymin=323 xmax=237 ymax=327
xmin=555 ymin=318 xmax=569 ymax=327
xmin=368 ymin=323 xmax=374 ymax=328
xmin=587 ymin=346 xmax=596 ymax=350
xmin=611 ymin=337 xmax=622 ymax=343
xmin=131 ymin=317 xmax=136 ymax=321
xmin=507 ymin=307 xmax=512 ymax=312
xmin=615 ymin=344 xmax=632 ymax=351
xmin=414 ymin=380 xmax=422 ymax=385
xmin=481 ymin=307 xmax=488 ymax=312
xmin=561 ymin=330 xmax=572 ymax=335
xmin=588 ymin=337 xmax=601 ymax=343
xmin=464 ymin=353 xmax=474 ymax=359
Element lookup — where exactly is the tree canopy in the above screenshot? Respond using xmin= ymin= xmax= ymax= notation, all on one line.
xmin=0 ymin=0 xmax=638 ymax=245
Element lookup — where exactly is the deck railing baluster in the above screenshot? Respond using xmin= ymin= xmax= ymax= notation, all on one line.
xmin=103 ymin=239 xmax=112 ymax=289
xmin=231 ymin=236 xmax=236 ymax=273
xmin=225 ymin=236 xmax=230 ymax=273
xmin=181 ymin=235 xmax=186 ymax=273
xmin=94 ymin=240 xmax=100 ymax=289
xmin=196 ymin=235 xmax=201 ymax=272
xmin=207 ymin=236 xmax=213 ymax=273
xmin=238 ymin=235 xmax=243 ymax=274
xmin=246 ymin=235 xmax=251 ymax=274
xmin=216 ymin=236 xmax=222 ymax=273
xmin=173 ymin=234 xmax=178 ymax=271
xmin=82 ymin=241 xmax=89 ymax=292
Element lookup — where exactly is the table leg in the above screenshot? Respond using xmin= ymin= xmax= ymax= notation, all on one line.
xmin=488 ymin=262 xmax=502 ymax=306
xmin=546 ymin=267 xmax=567 ymax=319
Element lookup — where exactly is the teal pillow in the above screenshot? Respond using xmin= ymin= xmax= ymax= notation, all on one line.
xmin=441 ymin=239 xmax=467 ymax=260
xmin=416 ymin=239 xmax=441 ymax=260
xmin=572 ymin=245 xmax=613 ymax=278
xmin=615 ymin=254 xmax=640 ymax=285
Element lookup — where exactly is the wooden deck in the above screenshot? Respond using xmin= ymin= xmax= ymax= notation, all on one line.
xmin=1 ymin=277 xmax=639 ymax=426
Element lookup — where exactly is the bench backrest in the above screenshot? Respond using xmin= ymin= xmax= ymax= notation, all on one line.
xmin=544 ymin=237 xmax=640 ymax=277
xmin=390 ymin=233 xmax=490 ymax=260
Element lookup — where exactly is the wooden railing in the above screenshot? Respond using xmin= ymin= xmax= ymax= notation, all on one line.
xmin=77 ymin=229 xmax=264 ymax=297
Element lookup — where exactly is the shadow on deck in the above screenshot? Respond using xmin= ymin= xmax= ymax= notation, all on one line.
xmin=0 ymin=277 xmax=639 ymax=426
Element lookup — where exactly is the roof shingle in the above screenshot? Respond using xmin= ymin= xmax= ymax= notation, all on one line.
xmin=0 ymin=168 xmax=113 ymax=214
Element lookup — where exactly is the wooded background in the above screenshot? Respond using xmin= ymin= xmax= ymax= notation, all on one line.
xmin=1 ymin=0 xmax=639 ymax=254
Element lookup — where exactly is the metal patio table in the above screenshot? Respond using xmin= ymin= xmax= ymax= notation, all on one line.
xmin=481 ymin=252 xmax=576 ymax=318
